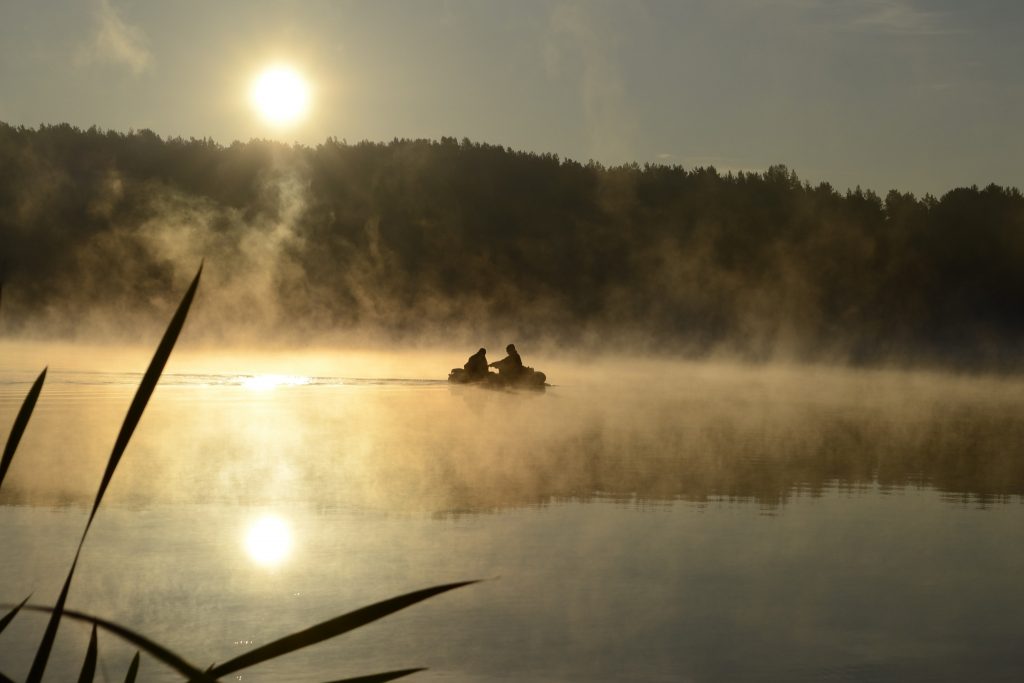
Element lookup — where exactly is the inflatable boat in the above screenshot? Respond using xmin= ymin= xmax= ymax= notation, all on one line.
xmin=448 ymin=367 xmax=547 ymax=390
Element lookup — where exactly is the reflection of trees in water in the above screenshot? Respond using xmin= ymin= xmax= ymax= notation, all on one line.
xmin=398 ymin=401 xmax=1024 ymax=511
xmin=224 ymin=385 xmax=1024 ymax=510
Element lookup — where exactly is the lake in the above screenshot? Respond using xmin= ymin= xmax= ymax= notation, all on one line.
xmin=1 ymin=348 xmax=1023 ymax=681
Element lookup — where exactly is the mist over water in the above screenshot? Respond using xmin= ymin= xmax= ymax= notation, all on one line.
xmin=3 ymin=345 xmax=1023 ymax=510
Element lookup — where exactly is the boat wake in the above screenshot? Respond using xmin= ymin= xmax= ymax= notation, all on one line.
xmin=0 ymin=370 xmax=448 ymax=391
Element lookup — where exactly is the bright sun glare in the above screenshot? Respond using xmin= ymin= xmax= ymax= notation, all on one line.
xmin=245 ymin=515 xmax=293 ymax=567
xmin=250 ymin=66 xmax=310 ymax=126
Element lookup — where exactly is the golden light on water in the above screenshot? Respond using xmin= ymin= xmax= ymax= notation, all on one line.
xmin=249 ymin=66 xmax=310 ymax=126
xmin=245 ymin=515 xmax=293 ymax=567
xmin=240 ymin=374 xmax=311 ymax=390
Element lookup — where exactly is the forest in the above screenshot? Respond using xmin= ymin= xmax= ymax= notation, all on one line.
xmin=1 ymin=122 xmax=1022 ymax=368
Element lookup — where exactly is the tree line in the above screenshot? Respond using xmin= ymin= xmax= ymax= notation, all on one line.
xmin=1 ymin=122 xmax=1022 ymax=368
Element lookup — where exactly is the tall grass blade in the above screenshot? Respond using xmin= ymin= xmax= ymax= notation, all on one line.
xmin=321 ymin=668 xmax=426 ymax=683
xmin=123 ymin=651 xmax=140 ymax=683
xmin=26 ymin=550 xmax=80 ymax=682
xmin=18 ymin=604 xmax=215 ymax=682
xmin=0 ymin=367 xmax=46 ymax=489
xmin=86 ymin=262 xmax=202 ymax=529
xmin=0 ymin=594 xmax=30 ymax=634
xmin=209 ymin=581 xmax=478 ymax=677
xmin=26 ymin=263 xmax=202 ymax=683
xmin=77 ymin=623 xmax=98 ymax=683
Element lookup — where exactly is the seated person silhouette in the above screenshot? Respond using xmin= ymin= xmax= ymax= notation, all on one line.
xmin=489 ymin=343 xmax=524 ymax=378
xmin=463 ymin=348 xmax=489 ymax=379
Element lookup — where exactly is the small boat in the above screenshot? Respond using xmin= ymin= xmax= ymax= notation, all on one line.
xmin=448 ymin=367 xmax=547 ymax=390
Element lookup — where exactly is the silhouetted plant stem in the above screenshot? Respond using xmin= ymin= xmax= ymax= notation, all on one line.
xmin=0 ymin=367 xmax=46 ymax=490
xmin=123 ymin=651 xmax=140 ymax=683
xmin=26 ymin=264 xmax=202 ymax=683
xmin=0 ymin=595 xmax=30 ymax=635
xmin=322 ymin=668 xmax=427 ymax=683
xmin=18 ymin=604 xmax=214 ymax=682
xmin=76 ymin=624 xmax=98 ymax=683
xmin=208 ymin=580 xmax=479 ymax=677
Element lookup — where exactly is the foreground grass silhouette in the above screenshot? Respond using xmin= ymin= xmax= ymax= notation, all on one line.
xmin=0 ymin=264 xmax=476 ymax=682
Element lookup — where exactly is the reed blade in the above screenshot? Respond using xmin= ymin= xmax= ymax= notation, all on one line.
xmin=123 ymin=651 xmax=140 ymax=683
xmin=18 ymin=604 xmax=214 ymax=682
xmin=321 ymin=668 xmax=426 ymax=683
xmin=86 ymin=263 xmax=202 ymax=530
xmin=26 ymin=550 xmax=80 ymax=683
xmin=0 ymin=594 xmax=30 ymax=634
xmin=0 ymin=367 xmax=46 ymax=489
xmin=26 ymin=263 xmax=202 ymax=683
xmin=77 ymin=623 xmax=98 ymax=683
xmin=209 ymin=581 xmax=478 ymax=677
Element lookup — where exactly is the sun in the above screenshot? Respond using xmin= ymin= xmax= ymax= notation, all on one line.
xmin=250 ymin=66 xmax=310 ymax=126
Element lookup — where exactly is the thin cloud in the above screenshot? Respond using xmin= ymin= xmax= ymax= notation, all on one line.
xmin=847 ymin=2 xmax=957 ymax=36
xmin=740 ymin=1 xmax=959 ymax=37
xmin=78 ymin=0 xmax=152 ymax=75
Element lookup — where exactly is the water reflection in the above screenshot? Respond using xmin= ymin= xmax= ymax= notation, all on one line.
xmin=244 ymin=514 xmax=293 ymax=567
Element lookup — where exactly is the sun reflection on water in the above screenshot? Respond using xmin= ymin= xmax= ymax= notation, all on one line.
xmin=244 ymin=515 xmax=293 ymax=567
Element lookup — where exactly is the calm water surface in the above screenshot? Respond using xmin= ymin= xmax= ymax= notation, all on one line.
xmin=1 ymin=358 xmax=1023 ymax=682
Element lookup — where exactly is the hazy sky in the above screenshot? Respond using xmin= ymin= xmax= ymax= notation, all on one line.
xmin=1 ymin=0 xmax=1021 ymax=196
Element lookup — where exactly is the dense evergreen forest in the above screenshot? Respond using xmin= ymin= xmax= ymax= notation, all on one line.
xmin=1 ymin=122 xmax=1022 ymax=367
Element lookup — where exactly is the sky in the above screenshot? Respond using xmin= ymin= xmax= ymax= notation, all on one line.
xmin=1 ymin=0 xmax=1022 ymax=197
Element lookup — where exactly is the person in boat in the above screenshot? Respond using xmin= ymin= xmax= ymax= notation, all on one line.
xmin=489 ymin=343 xmax=524 ymax=378
xmin=463 ymin=347 xmax=489 ymax=379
